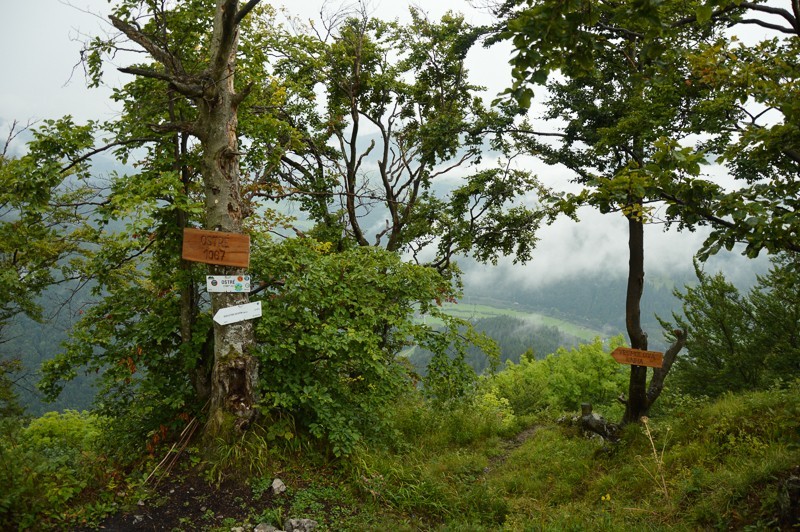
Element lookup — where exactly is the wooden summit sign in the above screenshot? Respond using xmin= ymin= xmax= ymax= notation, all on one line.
xmin=182 ymin=228 xmax=250 ymax=268
xmin=611 ymin=347 xmax=664 ymax=368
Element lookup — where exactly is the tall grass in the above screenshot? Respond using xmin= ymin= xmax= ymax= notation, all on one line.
xmin=3 ymin=353 xmax=797 ymax=531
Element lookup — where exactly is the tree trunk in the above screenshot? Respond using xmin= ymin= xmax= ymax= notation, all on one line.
xmin=110 ymin=0 xmax=262 ymax=439
xmin=620 ymin=215 xmax=687 ymax=423
xmin=646 ymin=328 xmax=687 ymax=406
xmin=623 ymin=215 xmax=649 ymax=424
xmin=198 ymin=0 xmax=258 ymax=437
xmin=175 ymin=132 xmax=211 ymax=403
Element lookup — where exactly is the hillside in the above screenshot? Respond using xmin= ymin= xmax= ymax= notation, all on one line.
xmin=6 ymin=380 xmax=797 ymax=530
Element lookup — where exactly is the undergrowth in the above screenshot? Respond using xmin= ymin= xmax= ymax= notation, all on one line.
xmin=2 ymin=374 xmax=798 ymax=530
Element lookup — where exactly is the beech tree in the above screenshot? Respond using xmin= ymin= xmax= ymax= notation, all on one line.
xmin=0 ymin=119 xmax=100 ymax=419
xmin=494 ymin=0 xmax=798 ymax=421
xmin=670 ymin=1 xmax=800 ymax=259
xmin=103 ymin=0 xmax=263 ymax=437
xmin=37 ymin=2 xmax=524 ymax=453
xmin=35 ymin=0 xmax=266 ymax=440
xmin=247 ymin=6 xmax=546 ymax=269
xmin=495 ymin=0 xmax=799 ymax=259
xmin=0 ymin=119 xmax=98 ymax=337
xmin=492 ymin=0 xmax=712 ymax=422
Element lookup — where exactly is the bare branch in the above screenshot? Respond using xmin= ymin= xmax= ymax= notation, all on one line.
xmin=506 ymin=127 xmax=577 ymax=139
xmin=235 ymin=0 xmax=261 ymax=26
xmin=117 ymin=66 xmax=205 ymax=97
xmin=232 ymin=82 xmax=254 ymax=107
xmin=60 ymin=136 xmax=160 ymax=174
xmin=739 ymin=1 xmax=798 ymax=32
xmin=109 ymin=14 xmax=186 ymax=75
xmin=596 ymin=23 xmax=644 ymax=40
xmin=671 ymin=1 xmax=798 ymax=33
xmin=646 ymin=329 xmax=687 ymax=406
xmin=2 ymin=120 xmax=37 ymax=159
xmin=735 ymin=17 xmax=797 ymax=34
xmin=794 ymin=0 xmax=800 ymax=31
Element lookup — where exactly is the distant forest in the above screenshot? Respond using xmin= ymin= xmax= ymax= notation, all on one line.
xmin=5 ymin=264 xmax=764 ymax=414
xmin=465 ymin=272 xmax=697 ymax=351
xmin=408 ymin=314 xmax=576 ymax=376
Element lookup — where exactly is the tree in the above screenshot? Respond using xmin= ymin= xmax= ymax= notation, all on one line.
xmin=248 ymin=6 xmax=546 ymax=269
xmin=37 ymin=3 xmax=521 ymax=455
xmin=492 ymin=0 xmax=704 ymax=422
xmin=749 ymin=254 xmax=800 ymax=379
xmin=101 ymin=0 xmax=264 ymax=437
xmin=0 ymin=359 xmax=24 ymax=423
xmin=0 ymin=119 xmax=98 ymax=338
xmin=239 ymin=5 xmax=547 ymax=414
xmin=38 ymin=0 xmax=269 ymax=442
xmin=664 ymin=254 xmax=800 ymax=396
xmin=660 ymin=1 xmax=800 ymax=259
xmin=494 ymin=0 xmax=799 ymax=259
xmin=662 ymin=264 xmax=757 ymax=396
xmin=0 ymin=118 xmax=120 ymax=416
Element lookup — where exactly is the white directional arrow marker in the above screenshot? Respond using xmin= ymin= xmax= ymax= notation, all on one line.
xmin=213 ymin=301 xmax=262 ymax=326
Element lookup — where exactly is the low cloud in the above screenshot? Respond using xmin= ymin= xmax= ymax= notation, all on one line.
xmin=462 ymin=205 xmax=768 ymax=291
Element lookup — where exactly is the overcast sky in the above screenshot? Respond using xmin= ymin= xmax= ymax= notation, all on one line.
xmin=0 ymin=1 xmax=766 ymax=292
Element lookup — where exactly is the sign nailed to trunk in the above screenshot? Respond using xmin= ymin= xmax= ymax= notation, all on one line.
xmin=182 ymin=228 xmax=250 ymax=268
xmin=611 ymin=347 xmax=664 ymax=368
xmin=213 ymin=301 xmax=262 ymax=326
xmin=207 ymin=275 xmax=251 ymax=293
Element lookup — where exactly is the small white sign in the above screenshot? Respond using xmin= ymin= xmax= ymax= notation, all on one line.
xmin=213 ymin=301 xmax=262 ymax=325
xmin=207 ymin=275 xmax=251 ymax=293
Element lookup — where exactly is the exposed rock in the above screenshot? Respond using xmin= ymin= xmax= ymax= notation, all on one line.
xmin=271 ymin=478 xmax=287 ymax=495
xmin=254 ymin=524 xmax=280 ymax=532
xmin=580 ymin=403 xmax=619 ymax=442
xmin=284 ymin=518 xmax=318 ymax=532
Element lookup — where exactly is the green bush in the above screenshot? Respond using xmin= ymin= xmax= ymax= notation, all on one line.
xmin=0 ymin=410 xmax=120 ymax=530
xmin=489 ymin=336 xmax=629 ymax=415
xmin=252 ymin=238 xmax=478 ymax=456
xmin=665 ymin=255 xmax=800 ymax=397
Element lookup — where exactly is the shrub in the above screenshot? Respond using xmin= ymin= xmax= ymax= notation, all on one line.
xmin=489 ymin=336 xmax=629 ymax=415
xmin=252 ymin=237 xmax=481 ymax=456
xmin=0 ymin=410 xmax=120 ymax=529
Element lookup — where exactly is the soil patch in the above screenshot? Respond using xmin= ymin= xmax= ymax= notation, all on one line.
xmin=88 ymin=472 xmax=275 ymax=530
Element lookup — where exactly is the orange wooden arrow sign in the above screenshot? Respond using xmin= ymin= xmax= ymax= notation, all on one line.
xmin=611 ymin=347 xmax=664 ymax=368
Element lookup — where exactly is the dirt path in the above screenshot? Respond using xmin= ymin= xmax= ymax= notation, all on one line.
xmin=482 ymin=424 xmax=546 ymax=476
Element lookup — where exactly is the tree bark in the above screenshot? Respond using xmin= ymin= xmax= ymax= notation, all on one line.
xmin=198 ymin=0 xmax=258 ymax=436
xmin=620 ymin=215 xmax=687 ymax=423
xmin=580 ymin=403 xmax=619 ymax=441
xmin=646 ymin=328 xmax=687 ymax=406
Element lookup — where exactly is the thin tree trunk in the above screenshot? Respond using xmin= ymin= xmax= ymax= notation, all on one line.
xmin=623 ymin=215 xmax=649 ymax=424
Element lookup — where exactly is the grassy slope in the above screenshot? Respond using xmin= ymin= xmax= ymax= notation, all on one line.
xmin=93 ymin=384 xmax=799 ymax=531
xmin=6 ymin=386 xmax=798 ymax=531
xmin=0 ymin=381 xmax=800 ymax=532
xmin=323 ymin=385 xmax=800 ymax=531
